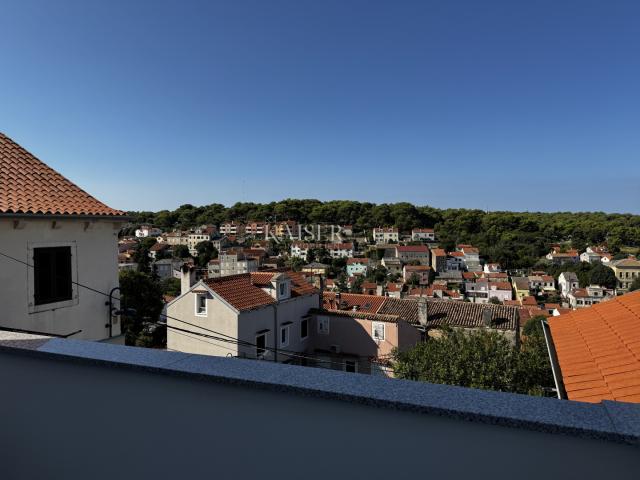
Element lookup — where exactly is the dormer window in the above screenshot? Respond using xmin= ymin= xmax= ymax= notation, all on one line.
xmin=279 ymin=282 xmax=286 ymax=297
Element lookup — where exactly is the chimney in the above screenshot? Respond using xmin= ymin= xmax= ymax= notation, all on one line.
xmin=181 ymin=264 xmax=196 ymax=295
xmin=483 ymin=308 xmax=493 ymax=327
xmin=318 ymin=275 xmax=325 ymax=310
xmin=417 ymin=296 xmax=428 ymax=326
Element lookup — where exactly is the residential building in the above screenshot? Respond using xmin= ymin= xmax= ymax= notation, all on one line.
xmin=165 ymin=231 xmax=189 ymax=246
xmin=317 ymin=292 xmax=421 ymax=374
xmin=220 ymin=222 xmax=243 ymax=235
xmin=528 ymin=274 xmax=555 ymax=293
xmin=0 ymin=132 xmax=127 ymax=340
xmin=545 ymin=290 xmax=640 ymax=403
xmin=458 ymin=245 xmax=481 ymax=271
xmin=465 ymin=279 xmax=513 ymax=304
xmin=244 ymin=221 xmax=266 ymax=236
xmin=608 ymin=256 xmax=640 ymax=292
xmin=373 ymin=227 xmax=399 ymax=244
xmin=302 ymin=262 xmax=330 ymax=276
xmin=207 ymin=259 xmax=220 ymax=278
xmin=290 ymin=241 xmax=317 ymax=261
xmin=154 ymin=258 xmax=183 ymax=280
xmin=272 ymin=220 xmax=298 ymax=238
xmin=446 ymin=251 xmax=465 ymax=271
xmin=135 ymin=225 xmax=162 ymax=238
xmin=483 ymin=263 xmax=502 ymax=273
xmin=403 ymin=265 xmax=432 ymax=285
xmin=326 ymin=242 xmax=354 ymax=258
xmin=188 ymin=230 xmax=213 ymax=256
xmin=168 ymin=270 xmax=319 ymax=360
xmin=211 ymin=236 xmax=230 ymax=251
xmin=149 ymin=242 xmax=170 ymax=260
xmin=430 ymin=248 xmax=447 ymax=273
xmin=217 ymin=252 xmax=259 ymax=277
xmin=511 ymin=277 xmax=531 ymax=301
xmin=546 ymin=249 xmax=580 ymax=265
xmin=396 ymin=245 xmax=430 ymax=265
xmin=381 ymin=257 xmax=402 ymax=275
xmin=558 ymin=272 xmax=580 ymax=298
xmin=567 ymin=285 xmax=615 ymax=308
xmin=411 ymin=228 xmax=435 ymax=242
xmin=346 ymin=258 xmax=370 ymax=277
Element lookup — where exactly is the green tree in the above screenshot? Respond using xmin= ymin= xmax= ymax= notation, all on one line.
xmin=173 ymin=244 xmax=191 ymax=259
xmin=392 ymin=327 xmax=553 ymax=396
xmin=588 ymin=263 xmax=617 ymax=289
xmin=160 ymin=277 xmax=181 ymax=297
xmin=195 ymin=241 xmax=218 ymax=267
xmin=119 ymin=270 xmax=164 ymax=347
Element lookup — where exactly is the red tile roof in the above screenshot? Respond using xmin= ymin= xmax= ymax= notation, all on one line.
xmin=0 ymin=133 xmax=125 ymax=217
xmin=548 ymin=291 xmax=640 ymax=403
xmin=396 ymin=245 xmax=429 ymax=253
xmin=204 ymin=271 xmax=317 ymax=311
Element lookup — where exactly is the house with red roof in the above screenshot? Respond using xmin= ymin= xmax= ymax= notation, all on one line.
xmin=168 ymin=269 xmax=320 ymax=361
xmin=0 ymin=133 xmax=128 ymax=341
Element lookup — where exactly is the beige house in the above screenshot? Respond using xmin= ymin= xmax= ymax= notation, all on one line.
xmin=167 ymin=270 xmax=319 ymax=361
xmin=608 ymin=257 xmax=640 ymax=292
xmin=0 ymin=132 xmax=127 ymax=340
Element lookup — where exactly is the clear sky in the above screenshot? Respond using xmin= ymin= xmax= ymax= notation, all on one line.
xmin=1 ymin=0 xmax=639 ymax=213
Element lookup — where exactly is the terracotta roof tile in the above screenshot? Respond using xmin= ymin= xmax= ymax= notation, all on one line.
xmin=0 ymin=133 xmax=125 ymax=216
xmin=548 ymin=290 xmax=640 ymax=404
xmin=203 ymin=271 xmax=317 ymax=311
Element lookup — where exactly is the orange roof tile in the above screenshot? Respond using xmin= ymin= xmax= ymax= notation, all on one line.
xmin=204 ymin=271 xmax=316 ymax=311
xmin=0 ymin=133 xmax=125 ymax=217
xmin=548 ymin=291 xmax=640 ymax=403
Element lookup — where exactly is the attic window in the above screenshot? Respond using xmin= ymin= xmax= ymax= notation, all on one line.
xmin=195 ymin=294 xmax=207 ymax=316
xmin=372 ymin=322 xmax=385 ymax=341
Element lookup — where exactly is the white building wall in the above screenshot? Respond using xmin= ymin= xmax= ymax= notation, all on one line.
xmin=0 ymin=217 xmax=123 ymax=340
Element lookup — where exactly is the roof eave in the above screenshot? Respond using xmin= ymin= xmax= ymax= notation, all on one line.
xmin=0 ymin=212 xmax=132 ymax=221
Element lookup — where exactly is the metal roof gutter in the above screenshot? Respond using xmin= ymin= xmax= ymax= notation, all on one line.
xmin=542 ymin=318 xmax=567 ymax=400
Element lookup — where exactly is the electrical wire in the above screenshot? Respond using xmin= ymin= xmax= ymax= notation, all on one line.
xmin=0 ymin=249 xmax=394 ymax=371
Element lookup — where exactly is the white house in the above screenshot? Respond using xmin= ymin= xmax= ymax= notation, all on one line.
xmin=0 ymin=132 xmax=128 ymax=341
xmin=567 ymin=285 xmax=615 ymax=309
xmin=411 ymin=228 xmax=435 ymax=242
xmin=373 ymin=227 xmax=399 ymax=244
xmin=558 ymin=272 xmax=580 ymax=298
xmin=326 ymin=242 xmax=354 ymax=259
xmin=346 ymin=258 xmax=370 ymax=277
xmin=167 ymin=269 xmax=319 ymax=360
xmin=135 ymin=225 xmax=162 ymax=238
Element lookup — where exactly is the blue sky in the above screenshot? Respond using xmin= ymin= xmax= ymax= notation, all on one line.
xmin=1 ymin=0 xmax=639 ymax=213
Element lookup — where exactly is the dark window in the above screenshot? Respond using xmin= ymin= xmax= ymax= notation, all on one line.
xmin=33 ymin=246 xmax=73 ymax=306
xmin=344 ymin=360 xmax=357 ymax=373
xmin=256 ymin=333 xmax=266 ymax=358
xmin=300 ymin=318 xmax=308 ymax=339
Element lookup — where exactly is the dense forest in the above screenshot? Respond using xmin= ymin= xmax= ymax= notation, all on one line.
xmin=126 ymin=199 xmax=640 ymax=269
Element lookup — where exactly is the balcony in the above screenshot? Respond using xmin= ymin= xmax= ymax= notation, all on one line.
xmin=1 ymin=330 xmax=639 ymax=478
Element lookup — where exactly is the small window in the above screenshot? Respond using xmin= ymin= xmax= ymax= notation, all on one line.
xmin=344 ymin=360 xmax=358 ymax=373
xmin=372 ymin=322 xmax=385 ymax=341
xmin=280 ymin=325 xmax=289 ymax=347
xmin=300 ymin=318 xmax=309 ymax=340
xmin=279 ymin=282 xmax=286 ymax=296
xmin=33 ymin=246 xmax=72 ymax=305
xmin=195 ymin=294 xmax=207 ymax=316
xmin=256 ymin=333 xmax=267 ymax=358
xmin=318 ymin=317 xmax=330 ymax=335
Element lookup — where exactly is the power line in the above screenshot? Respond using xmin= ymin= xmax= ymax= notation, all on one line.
xmin=0 ymin=249 xmax=392 ymax=371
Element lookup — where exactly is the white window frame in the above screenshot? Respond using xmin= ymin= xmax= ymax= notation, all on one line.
xmin=27 ymin=241 xmax=79 ymax=314
xmin=280 ymin=325 xmax=290 ymax=348
xmin=195 ymin=293 xmax=208 ymax=316
xmin=372 ymin=322 xmax=385 ymax=342
xmin=300 ymin=318 xmax=309 ymax=341
xmin=318 ymin=317 xmax=330 ymax=335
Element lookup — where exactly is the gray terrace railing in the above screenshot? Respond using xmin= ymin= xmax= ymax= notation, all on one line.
xmin=0 ymin=331 xmax=639 ymax=479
